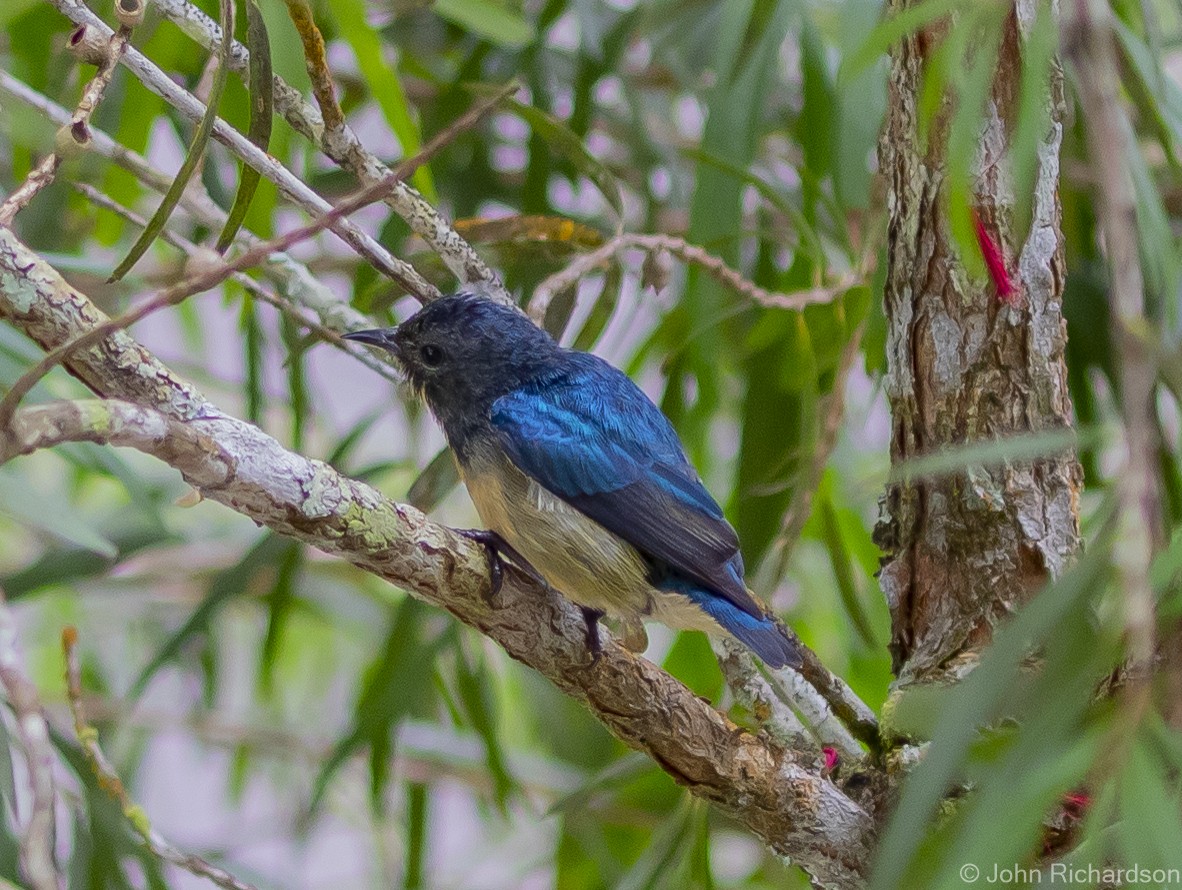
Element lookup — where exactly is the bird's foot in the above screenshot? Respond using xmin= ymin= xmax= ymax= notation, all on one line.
xmin=454 ymin=528 xmax=545 ymax=604
xmin=580 ymin=606 xmax=605 ymax=665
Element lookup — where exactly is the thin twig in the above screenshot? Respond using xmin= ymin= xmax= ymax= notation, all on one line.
xmin=0 ymin=586 xmax=58 ymax=890
xmin=0 ymin=21 xmax=130 ymax=226
xmin=71 ymin=182 xmax=403 ymax=385
xmin=62 ymin=627 xmax=260 ymax=890
xmin=527 ymin=233 xmax=859 ymax=322
xmin=69 ymin=20 xmax=133 ymax=138
xmin=48 ymin=0 xmax=434 ymax=298
xmin=0 ymin=70 xmax=383 ymax=345
xmin=0 ymin=84 xmax=514 ymax=428
xmin=147 ymin=0 xmax=509 ymax=299
xmin=282 ymin=0 xmax=343 ymax=131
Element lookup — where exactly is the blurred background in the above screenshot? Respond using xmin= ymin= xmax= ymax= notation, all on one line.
xmin=2 ymin=0 xmax=1181 ymax=887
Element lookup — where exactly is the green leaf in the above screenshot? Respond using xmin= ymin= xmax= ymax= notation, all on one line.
xmin=216 ymin=0 xmax=274 ymax=252
xmin=661 ymin=0 xmax=794 ymax=461
xmin=490 ymin=92 xmax=623 ymax=219
xmin=1116 ymin=737 xmax=1182 ymax=873
xmin=109 ymin=0 xmax=236 ymax=281
xmin=870 ymin=543 xmax=1112 ymax=889
xmin=841 ymin=0 xmax=973 ymax=82
xmin=259 ymin=540 xmax=303 ymax=695
xmin=404 ymin=782 xmax=428 ymax=889
xmin=309 ymin=598 xmax=449 ymax=816
xmin=454 ymin=644 xmax=515 ymax=809
xmin=0 ymin=471 xmax=115 ymax=557
xmin=406 ymin=448 xmax=460 ymax=511
xmin=571 ymin=260 xmax=622 ymax=351
xmin=434 ymin=0 xmax=536 ymax=48
xmin=332 ymin=0 xmax=435 ymax=200
xmin=129 ymin=533 xmax=292 ymax=698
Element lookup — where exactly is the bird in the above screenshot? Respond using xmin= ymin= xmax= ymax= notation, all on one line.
xmin=344 ymin=292 xmax=802 ymax=669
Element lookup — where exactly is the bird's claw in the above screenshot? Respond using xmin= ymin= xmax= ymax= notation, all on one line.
xmin=455 ymin=528 xmax=507 ymax=602
xmin=454 ymin=528 xmax=546 ymax=604
xmin=580 ymin=606 xmax=605 ymax=666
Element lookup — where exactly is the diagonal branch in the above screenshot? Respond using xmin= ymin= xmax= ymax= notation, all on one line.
xmin=0 ymin=227 xmax=876 ymax=890
xmin=0 ymin=70 xmax=394 ymax=343
xmin=49 ymin=0 xmax=435 ymax=300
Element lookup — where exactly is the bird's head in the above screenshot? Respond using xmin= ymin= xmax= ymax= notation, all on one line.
xmin=344 ymin=292 xmax=559 ymax=431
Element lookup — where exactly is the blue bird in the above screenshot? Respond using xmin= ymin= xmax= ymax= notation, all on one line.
xmin=344 ymin=293 xmax=802 ymax=669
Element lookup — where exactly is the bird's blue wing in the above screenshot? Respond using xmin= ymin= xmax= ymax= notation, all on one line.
xmin=489 ymin=354 xmax=762 ymax=619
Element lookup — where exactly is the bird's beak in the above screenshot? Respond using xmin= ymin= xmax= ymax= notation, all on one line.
xmin=343 ymin=327 xmax=399 ymax=354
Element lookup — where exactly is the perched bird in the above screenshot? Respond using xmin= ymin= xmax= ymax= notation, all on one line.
xmin=344 ymin=293 xmax=802 ymax=669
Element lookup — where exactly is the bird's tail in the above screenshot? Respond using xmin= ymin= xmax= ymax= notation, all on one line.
xmin=663 ymin=578 xmax=803 ymax=669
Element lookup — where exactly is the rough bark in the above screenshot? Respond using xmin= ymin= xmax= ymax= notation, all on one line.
xmin=875 ymin=2 xmax=1083 ymax=686
xmin=0 ymin=228 xmax=877 ymax=890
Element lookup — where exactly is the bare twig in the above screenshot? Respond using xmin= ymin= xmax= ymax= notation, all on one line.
xmin=48 ymin=0 xmax=435 ymax=298
xmin=0 ymin=70 xmax=385 ymax=343
xmin=62 ymin=627 xmax=260 ymax=890
xmin=0 ymin=587 xmax=58 ymax=890
xmin=146 ymin=0 xmax=509 ymax=299
xmin=0 ymin=155 xmax=62 ymax=229
xmin=527 ymin=233 xmax=859 ymax=322
xmin=281 ymin=0 xmax=343 ymax=131
xmin=72 ymin=182 xmax=403 ymax=385
xmin=69 ymin=19 xmax=133 ymax=137
xmin=0 ymin=19 xmax=130 ymax=226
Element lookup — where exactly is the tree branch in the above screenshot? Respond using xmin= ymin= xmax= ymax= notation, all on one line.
xmin=0 ymin=228 xmax=877 ymax=889
xmin=527 ymin=232 xmax=860 ymax=323
xmin=0 ymin=70 xmax=398 ymax=345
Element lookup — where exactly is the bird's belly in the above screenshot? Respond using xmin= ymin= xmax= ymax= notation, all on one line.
xmin=459 ymin=452 xmax=653 ymax=616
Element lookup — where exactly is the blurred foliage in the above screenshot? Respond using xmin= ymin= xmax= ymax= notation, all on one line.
xmin=0 ymin=0 xmax=1181 ymax=887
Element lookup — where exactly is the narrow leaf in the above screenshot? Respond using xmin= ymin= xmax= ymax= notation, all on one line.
xmin=109 ymin=0 xmax=236 ymax=281
xmin=434 ymin=0 xmax=536 ymax=48
xmin=216 ymin=0 xmax=274 ymax=252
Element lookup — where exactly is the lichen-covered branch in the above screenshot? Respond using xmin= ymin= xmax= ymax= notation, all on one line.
xmin=0 ymin=227 xmax=876 ymax=889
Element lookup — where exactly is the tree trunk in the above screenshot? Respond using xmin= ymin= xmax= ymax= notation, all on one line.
xmin=875 ymin=3 xmax=1083 ymax=689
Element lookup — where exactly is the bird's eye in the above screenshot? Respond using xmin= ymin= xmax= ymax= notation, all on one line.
xmin=420 ymin=343 xmax=444 ymax=367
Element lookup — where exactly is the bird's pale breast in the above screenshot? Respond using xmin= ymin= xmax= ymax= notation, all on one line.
xmin=460 ymin=447 xmax=652 ymax=614
xmin=458 ymin=445 xmax=728 ymax=642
